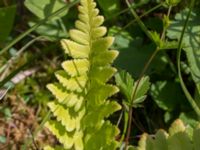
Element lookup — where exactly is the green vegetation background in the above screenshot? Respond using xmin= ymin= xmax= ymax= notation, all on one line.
xmin=0 ymin=0 xmax=200 ymax=149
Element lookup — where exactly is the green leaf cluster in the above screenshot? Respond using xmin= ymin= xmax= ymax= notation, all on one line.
xmin=45 ymin=0 xmax=121 ymax=149
xmin=115 ymin=70 xmax=150 ymax=107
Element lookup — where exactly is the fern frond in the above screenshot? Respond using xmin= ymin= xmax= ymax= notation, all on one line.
xmin=45 ymin=0 xmax=121 ymax=149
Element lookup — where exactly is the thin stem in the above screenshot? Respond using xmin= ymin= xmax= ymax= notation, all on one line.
xmin=106 ymin=4 xmax=163 ymax=147
xmin=115 ymin=3 xmax=163 ymax=36
xmin=0 ymin=0 xmax=79 ymax=56
xmin=119 ymin=109 xmax=129 ymax=144
xmin=0 ymin=36 xmax=45 ymax=79
xmin=124 ymin=1 xmax=162 ymax=148
xmin=125 ymin=107 xmax=133 ymax=148
xmin=124 ymin=49 xmax=158 ymax=148
xmin=125 ymin=0 xmax=154 ymax=42
xmin=105 ymin=1 xmax=160 ymax=22
xmin=176 ymin=0 xmax=200 ymax=118
xmin=160 ymin=6 xmax=172 ymax=41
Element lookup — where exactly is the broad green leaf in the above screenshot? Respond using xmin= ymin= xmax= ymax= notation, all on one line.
xmin=28 ymin=20 xmax=67 ymax=41
xmin=97 ymin=0 xmax=120 ymax=18
xmin=137 ymin=134 xmax=148 ymax=150
xmin=0 ymin=5 xmax=16 ymax=43
xmin=167 ymin=9 xmax=200 ymax=84
xmin=193 ymin=127 xmax=200 ymax=150
xmin=154 ymin=130 xmax=168 ymax=150
xmin=134 ymin=119 xmax=200 ymax=150
xmin=24 ymin=0 xmax=68 ymax=19
xmin=169 ymin=119 xmax=185 ymax=136
xmin=113 ymin=36 xmax=167 ymax=77
xmin=168 ymin=132 xmax=193 ymax=150
xmin=150 ymin=81 xmax=188 ymax=111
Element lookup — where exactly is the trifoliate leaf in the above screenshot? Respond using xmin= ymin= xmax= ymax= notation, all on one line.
xmin=115 ymin=70 xmax=134 ymax=102
xmin=132 ymin=76 xmax=150 ymax=105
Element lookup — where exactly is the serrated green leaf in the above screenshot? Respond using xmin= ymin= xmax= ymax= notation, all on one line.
xmin=115 ymin=70 xmax=134 ymax=102
xmin=132 ymin=76 xmax=150 ymax=105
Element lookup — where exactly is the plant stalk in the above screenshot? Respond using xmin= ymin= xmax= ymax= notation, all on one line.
xmin=176 ymin=0 xmax=200 ymax=118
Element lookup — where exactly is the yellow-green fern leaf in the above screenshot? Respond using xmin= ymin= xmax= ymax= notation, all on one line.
xmin=45 ymin=0 xmax=121 ymax=149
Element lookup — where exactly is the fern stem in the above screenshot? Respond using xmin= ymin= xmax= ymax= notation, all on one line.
xmin=0 ymin=0 xmax=79 ymax=56
xmin=176 ymin=0 xmax=200 ymax=118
